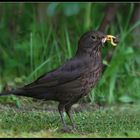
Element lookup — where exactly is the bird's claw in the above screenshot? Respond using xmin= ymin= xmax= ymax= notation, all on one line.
xmin=60 ymin=127 xmax=73 ymax=133
xmin=58 ymin=126 xmax=77 ymax=133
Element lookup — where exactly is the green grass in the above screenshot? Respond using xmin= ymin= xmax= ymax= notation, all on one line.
xmin=0 ymin=104 xmax=140 ymax=138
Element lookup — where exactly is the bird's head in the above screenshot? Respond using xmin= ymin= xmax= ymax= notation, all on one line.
xmin=77 ymin=30 xmax=119 ymax=54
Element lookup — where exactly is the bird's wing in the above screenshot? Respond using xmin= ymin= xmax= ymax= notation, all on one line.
xmin=24 ymin=57 xmax=88 ymax=89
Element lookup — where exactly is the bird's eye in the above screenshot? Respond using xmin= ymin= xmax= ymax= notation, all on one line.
xmin=91 ymin=35 xmax=97 ymax=41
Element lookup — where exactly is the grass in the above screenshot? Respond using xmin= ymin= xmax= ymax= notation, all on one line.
xmin=0 ymin=104 xmax=140 ymax=138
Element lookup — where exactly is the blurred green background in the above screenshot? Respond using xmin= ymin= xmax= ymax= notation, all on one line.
xmin=0 ymin=2 xmax=140 ymax=106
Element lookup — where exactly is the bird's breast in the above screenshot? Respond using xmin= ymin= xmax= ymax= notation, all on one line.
xmin=81 ymin=52 xmax=102 ymax=96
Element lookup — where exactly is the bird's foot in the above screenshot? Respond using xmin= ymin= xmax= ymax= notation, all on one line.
xmin=58 ymin=126 xmax=76 ymax=133
xmin=60 ymin=127 xmax=72 ymax=133
xmin=62 ymin=126 xmax=78 ymax=133
xmin=71 ymin=125 xmax=77 ymax=132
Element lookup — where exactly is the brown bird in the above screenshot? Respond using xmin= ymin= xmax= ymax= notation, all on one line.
xmin=0 ymin=30 xmax=118 ymax=132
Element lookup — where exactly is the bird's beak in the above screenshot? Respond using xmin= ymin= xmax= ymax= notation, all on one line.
xmin=101 ymin=35 xmax=119 ymax=46
xmin=101 ymin=37 xmax=107 ymax=44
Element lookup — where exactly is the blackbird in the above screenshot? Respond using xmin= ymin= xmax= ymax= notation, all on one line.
xmin=0 ymin=30 xmax=118 ymax=132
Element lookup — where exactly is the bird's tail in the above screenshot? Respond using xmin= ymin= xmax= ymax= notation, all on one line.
xmin=0 ymin=87 xmax=53 ymax=100
xmin=0 ymin=88 xmax=24 ymax=96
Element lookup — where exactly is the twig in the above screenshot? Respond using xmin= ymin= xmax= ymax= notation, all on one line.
xmin=99 ymin=3 xmax=119 ymax=32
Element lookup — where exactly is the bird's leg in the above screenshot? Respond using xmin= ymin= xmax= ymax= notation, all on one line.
xmin=58 ymin=103 xmax=70 ymax=132
xmin=65 ymin=105 xmax=76 ymax=130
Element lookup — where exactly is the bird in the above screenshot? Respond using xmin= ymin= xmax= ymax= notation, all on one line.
xmin=0 ymin=30 xmax=118 ymax=132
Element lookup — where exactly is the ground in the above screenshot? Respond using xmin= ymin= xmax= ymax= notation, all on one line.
xmin=0 ymin=100 xmax=140 ymax=138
